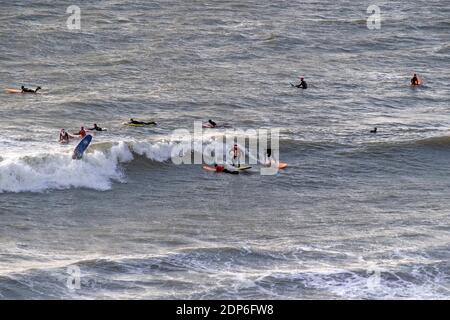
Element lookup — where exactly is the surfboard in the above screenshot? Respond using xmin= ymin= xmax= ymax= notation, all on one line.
xmin=262 ymin=161 xmax=288 ymax=169
xmin=202 ymin=124 xmax=215 ymax=128
xmin=203 ymin=165 xmax=240 ymax=174
xmin=278 ymin=162 xmax=288 ymax=169
xmin=6 ymin=89 xmax=22 ymax=93
xmin=234 ymin=165 xmax=252 ymax=171
xmin=72 ymin=135 xmax=92 ymax=160
xmin=90 ymin=128 xmax=108 ymax=132
xmin=5 ymin=88 xmax=41 ymax=94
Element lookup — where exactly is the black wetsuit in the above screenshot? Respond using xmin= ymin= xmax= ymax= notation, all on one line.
xmin=209 ymin=120 xmax=217 ymax=127
xmin=130 ymin=120 xmax=156 ymax=125
xmin=22 ymin=86 xmax=41 ymax=93
xmin=224 ymin=169 xmax=239 ymax=174
xmin=296 ymin=80 xmax=307 ymax=89
xmin=411 ymin=76 xmax=419 ymax=85
xmin=89 ymin=126 xmax=104 ymax=131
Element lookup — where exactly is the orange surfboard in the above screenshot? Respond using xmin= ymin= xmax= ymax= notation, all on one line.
xmin=203 ymin=165 xmax=217 ymax=172
xmin=6 ymin=89 xmax=22 ymax=93
xmin=278 ymin=162 xmax=288 ymax=169
xmin=5 ymin=88 xmax=41 ymax=94
xmin=264 ymin=161 xmax=288 ymax=169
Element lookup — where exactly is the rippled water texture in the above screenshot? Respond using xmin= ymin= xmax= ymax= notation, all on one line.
xmin=0 ymin=1 xmax=449 ymax=299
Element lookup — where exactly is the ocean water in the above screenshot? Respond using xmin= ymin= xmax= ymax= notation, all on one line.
xmin=1 ymin=0 xmax=449 ymax=299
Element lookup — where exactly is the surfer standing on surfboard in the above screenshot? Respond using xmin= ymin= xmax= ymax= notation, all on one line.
xmin=230 ymin=144 xmax=242 ymax=168
xmin=21 ymin=85 xmax=41 ymax=93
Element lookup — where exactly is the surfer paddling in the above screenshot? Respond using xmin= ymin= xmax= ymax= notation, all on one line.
xmin=203 ymin=119 xmax=217 ymax=128
xmin=213 ymin=164 xmax=239 ymax=174
xmin=21 ymin=85 xmax=41 ymax=93
xmin=88 ymin=124 xmax=106 ymax=132
xmin=128 ymin=118 xmax=157 ymax=125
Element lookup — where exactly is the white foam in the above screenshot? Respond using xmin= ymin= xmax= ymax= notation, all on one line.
xmin=0 ymin=142 xmax=133 ymax=193
xmin=131 ymin=141 xmax=173 ymax=162
xmin=0 ymin=136 xmax=262 ymax=193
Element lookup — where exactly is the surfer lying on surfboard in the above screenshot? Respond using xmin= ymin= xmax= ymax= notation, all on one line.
xmin=128 ymin=118 xmax=157 ymax=126
xmin=213 ymin=164 xmax=239 ymax=174
xmin=203 ymin=119 xmax=217 ymax=128
xmin=21 ymin=85 xmax=41 ymax=93
xmin=88 ymin=123 xmax=107 ymax=132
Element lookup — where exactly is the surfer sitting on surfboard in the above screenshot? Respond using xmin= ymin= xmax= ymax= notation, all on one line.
xmin=21 ymin=85 xmax=41 ymax=93
xmin=128 ymin=118 xmax=157 ymax=125
xmin=292 ymin=77 xmax=307 ymax=89
xmin=411 ymin=73 xmax=420 ymax=86
xmin=88 ymin=124 xmax=106 ymax=132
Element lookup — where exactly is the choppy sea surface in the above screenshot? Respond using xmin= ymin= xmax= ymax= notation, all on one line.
xmin=1 ymin=0 xmax=449 ymax=299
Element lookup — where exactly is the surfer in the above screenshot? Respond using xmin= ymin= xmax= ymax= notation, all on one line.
xmin=74 ymin=126 xmax=87 ymax=138
xmin=370 ymin=127 xmax=377 ymax=133
xmin=59 ymin=129 xmax=70 ymax=143
xmin=208 ymin=119 xmax=217 ymax=128
xmin=88 ymin=124 xmax=106 ymax=132
xmin=21 ymin=86 xmax=41 ymax=93
xmin=411 ymin=74 xmax=420 ymax=86
xmin=265 ymin=148 xmax=273 ymax=165
xmin=214 ymin=164 xmax=238 ymax=174
xmin=293 ymin=77 xmax=307 ymax=89
xmin=128 ymin=118 xmax=157 ymax=125
xmin=229 ymin=144 xmax=242 ymax=168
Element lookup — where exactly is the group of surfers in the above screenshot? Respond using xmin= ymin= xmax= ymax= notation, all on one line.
xmin=291 ymin=74 xmax=421 ymax=88
xmin=59 ymin=124 xmax=105 ymax=144
xmin=58 ymin=118 xmax=157 ymax=143
xmin=25 ymin=73 xmax=422 ymax=168
xmin=211 ymin=147 xmax=274 ymax=174
xmin=15 ymin=73 xmax=421 ymax=97
xmin=58 ymin=121 xmax=272 ymax=173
